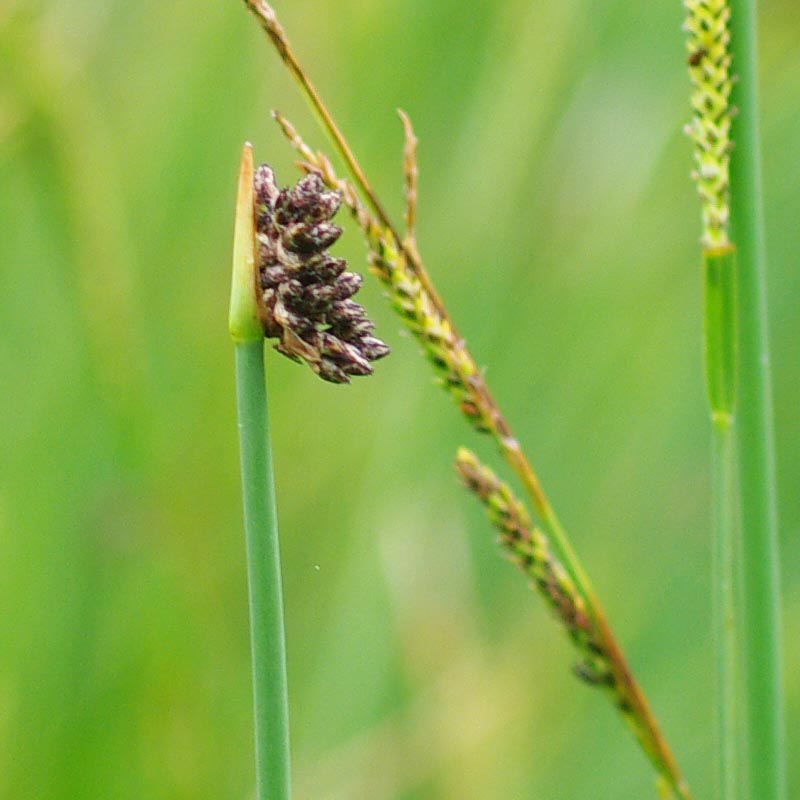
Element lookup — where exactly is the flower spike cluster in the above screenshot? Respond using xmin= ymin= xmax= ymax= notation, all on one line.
xmin=683 ymin=0 xmax=733 ymax=250
xmin=253 ymin=165 xmax=389 ymax=383
xmin=454 ymin=449 xmax=615 ymax=689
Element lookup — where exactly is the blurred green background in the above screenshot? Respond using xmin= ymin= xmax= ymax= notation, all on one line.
xmin=1 ymin=1 xmax=797 ymax=798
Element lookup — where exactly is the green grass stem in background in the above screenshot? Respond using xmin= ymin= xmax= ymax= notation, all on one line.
xmin=229 ymin=144 xmax=291 ymax=800
xmin=686 ymin=0 xmax=787 ymax=796
xmin=684 ymin=4 xmax=741 ymax=796
xmin=729 ymin=1 xmax=786 ymax=798
xmin=711 ymin=408 xmax=738 ymax=800
xmin=704 ymin=249 xmax=737 ymax=422
xmin=706 ymin=247 xmax=739 ymax=800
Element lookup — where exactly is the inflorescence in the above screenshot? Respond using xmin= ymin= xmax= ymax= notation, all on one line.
xmin=684 ymin=0 xmax=733 ymax=250
xmin=253 ymin=165 xmax=389 ymax=383
xmin=455 ymin=448 xmax=616 ymax=691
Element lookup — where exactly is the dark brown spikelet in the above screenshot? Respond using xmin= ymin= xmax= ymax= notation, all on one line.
xmin=253 ymin=165 xmax=390 ymax=383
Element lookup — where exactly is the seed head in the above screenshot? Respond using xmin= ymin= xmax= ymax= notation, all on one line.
xmin=253 ymin=165 xmax=389 ymax=382
xmin=684 ymin=0 xmax=732 ymax=249
xmin=454 ymin=448 xmax=615 ymax=690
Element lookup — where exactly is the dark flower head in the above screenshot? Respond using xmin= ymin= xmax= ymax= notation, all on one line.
xmin=253 ymin=165 xmax=389 ymax=383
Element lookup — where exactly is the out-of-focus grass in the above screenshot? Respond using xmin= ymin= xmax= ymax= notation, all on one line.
xmin=0 ymin=1 xmax=797 ymax=798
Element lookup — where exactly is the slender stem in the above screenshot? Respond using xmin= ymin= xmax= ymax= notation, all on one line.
xmin=712 ymin=415 xmax=738 ymax=800
xmin=230 ymin=143 xmax=291 ymax=799
xmin=235 ymin=339 xmax=291 ymax=800
xmin=703 ymin=245 xmax=739 ymax=800
xmin=728 ymin=3 xmax=785 ymax=799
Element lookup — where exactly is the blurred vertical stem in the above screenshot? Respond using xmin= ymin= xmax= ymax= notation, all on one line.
xmin=711 ymin=409 xmax=737 ymax=800
xmin=704 ymin=246 xmax=738 ymax=800
xmin=230 ymin=144 xmax=292 ymax=800
xmin=728 ymin=2 xmax=785 ymax=799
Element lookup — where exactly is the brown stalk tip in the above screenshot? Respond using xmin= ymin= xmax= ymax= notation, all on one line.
xmin=253 ymin=164 xmax=390 ymax=383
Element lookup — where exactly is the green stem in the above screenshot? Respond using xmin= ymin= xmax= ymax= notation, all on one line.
xmin=728 ymin=4 xmax=785 ymax=800
xmin=704 ymin=248 xmax=737 ymax=421
xmin=234 ymin=339 xmax=292 ymax=800
xmin=230 ymin=141 xmax=290 ymax=800
xmin=712 ymin=415 xmax=738 ymax=800
xmin=704 ymin=245 xmax=739 ymax=800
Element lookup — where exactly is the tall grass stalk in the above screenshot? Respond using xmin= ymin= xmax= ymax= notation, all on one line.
xmin=243 ymin=3 xmax=692 ymax=797
xmin=229 ymin=143 xmax=292 ymax=800
xmin=728 ymin=2 xmax=785 ymax=798
xmin=686 ymin=0 xmax=785 ymax=795
xmin=704 ymin=247 xmax=739 ymax=800
xmin=705 ymin=248 xmax=739 ymax=800
xmin=711 ymin=410 xmax=738 ymax=800
xmin=684 ymin=2 xmax=741 ymax=795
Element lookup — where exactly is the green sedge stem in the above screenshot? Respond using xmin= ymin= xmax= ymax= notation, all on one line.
xmin=711 ymin=415 xmax=738 ymax=800
xmin=728 ymin=3 xmax=786 ymax=799
xmin=704 ymin=248 xmax=737 ymax=420
xmin=704 ymin=246 xmax=739 ymax=800
xmin=235 ymin=339 xmax=292 ymax=800
xmin=230 ymin=142 xmax=291 ymax=800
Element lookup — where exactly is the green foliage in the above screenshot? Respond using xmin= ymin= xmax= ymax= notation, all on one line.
xmin=1 ymin=2 xmax=797 ymax=798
